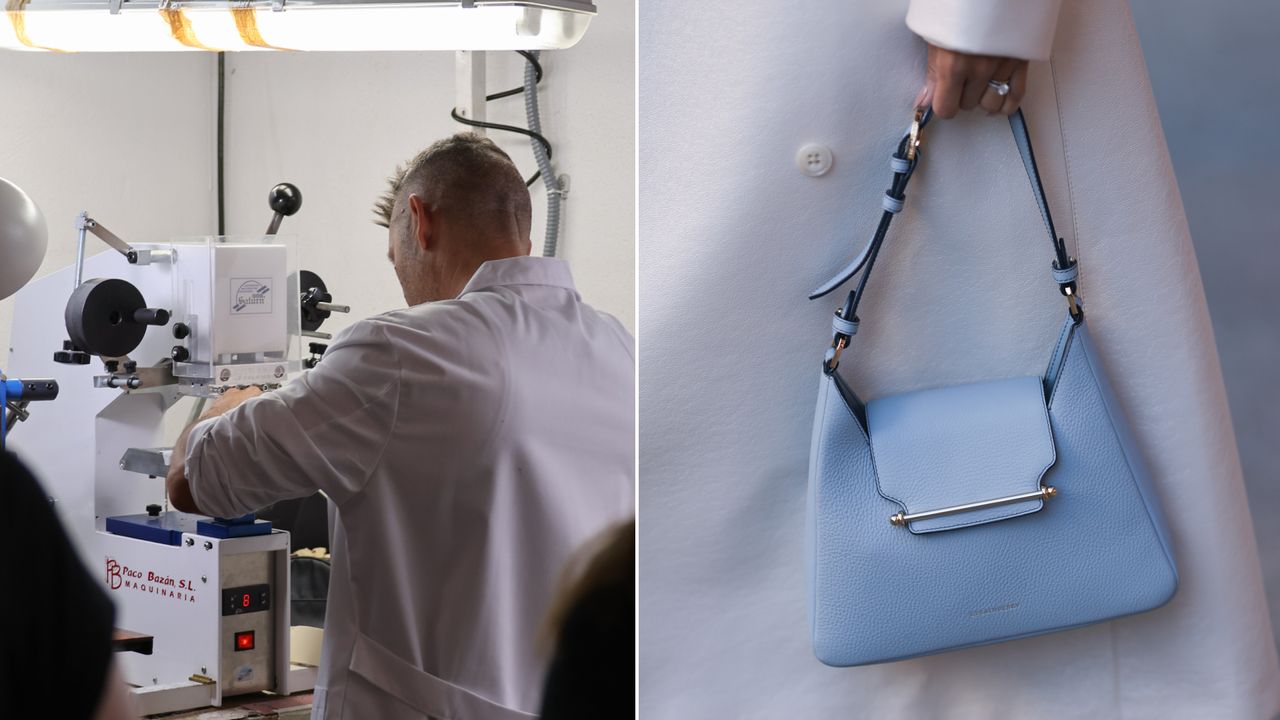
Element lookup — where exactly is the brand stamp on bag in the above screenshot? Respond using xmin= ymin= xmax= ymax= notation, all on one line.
xmin=968 ymin=602 xmax=1020 ymax=619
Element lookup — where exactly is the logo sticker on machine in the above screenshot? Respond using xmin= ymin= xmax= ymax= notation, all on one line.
xmin=105 ymin=557 xmax=198 ymax=603
xmin=231 ymin=278 xmax=273 ymax=315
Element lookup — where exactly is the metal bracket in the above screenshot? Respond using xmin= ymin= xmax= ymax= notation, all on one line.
xmin=454 ymin=50 xmax=487 ymax=134
xmin=119 ymin=447 xmax=173 ymax=478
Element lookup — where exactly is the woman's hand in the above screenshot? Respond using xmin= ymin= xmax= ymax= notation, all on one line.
xmin=914 ymin=43 xmax=1029 ymax=118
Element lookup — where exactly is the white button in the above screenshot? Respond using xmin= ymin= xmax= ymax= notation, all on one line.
xmin=796 ymin=144 xmax=834 ymax=177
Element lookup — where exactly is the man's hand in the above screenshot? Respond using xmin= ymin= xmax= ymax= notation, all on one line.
xmin=915 ymin=43 xmax=1029 ymax=119
xmin=207 ymin=386 xmax=264 ymax=416
xmin=166 ymin=386 xmax=265 ymax=514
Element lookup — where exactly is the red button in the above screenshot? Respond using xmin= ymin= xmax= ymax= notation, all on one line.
xmin=234 ymin=631 xmax=255 ymax=651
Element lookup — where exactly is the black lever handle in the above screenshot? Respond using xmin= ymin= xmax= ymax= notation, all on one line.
xmin=265 ymin=183 xmax=302 ymax=235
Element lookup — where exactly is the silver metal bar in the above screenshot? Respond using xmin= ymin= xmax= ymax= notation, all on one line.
xmin=265 ymin=214 xmax=284 ymax=235
xmin=890 ymin=486 xmax=1057 ymax=527
xmin=302 ymin=330 xmax=332 ymax=340
xmin=74 ymin=211 xmax=89 ymax=289
xmin=315 ymin=301 xmax=350 ymax=313
xmin=86 ymin=218 xmax=134 ymax=256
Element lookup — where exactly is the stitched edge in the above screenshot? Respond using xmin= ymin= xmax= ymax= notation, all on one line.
xmin=810 ymin=372 xmax=834 ymax=649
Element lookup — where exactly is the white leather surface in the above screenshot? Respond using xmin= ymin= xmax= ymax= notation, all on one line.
xmin=637 ymin=0 xmax=1280 ymax=716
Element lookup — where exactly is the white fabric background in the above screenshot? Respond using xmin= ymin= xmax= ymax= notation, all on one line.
xmin=637 ymin=0 xmax=1280 ymax=716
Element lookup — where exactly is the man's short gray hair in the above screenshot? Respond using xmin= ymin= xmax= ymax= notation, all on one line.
xmin=372 ymin=133 xmax=532 ymax=240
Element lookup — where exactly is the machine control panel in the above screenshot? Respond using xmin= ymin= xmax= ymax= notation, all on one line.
xmin=222 ymin=583 xmax=271 ymax=616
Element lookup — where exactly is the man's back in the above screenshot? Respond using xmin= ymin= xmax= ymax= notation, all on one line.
xmin=186 ymin=257 xmax=634 ymax=719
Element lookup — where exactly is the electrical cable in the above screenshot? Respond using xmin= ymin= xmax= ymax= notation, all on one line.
xmin=523 ymin=50 xmax=560 ymax=257
xmin=217 ymin=52 xmax=226 ymax=235
xmin=449 ymin=50 xmax=552 ymax=187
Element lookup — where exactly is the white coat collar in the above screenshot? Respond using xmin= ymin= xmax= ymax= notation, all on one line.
xmin=458 ymin=256 xmax=578 ymax=297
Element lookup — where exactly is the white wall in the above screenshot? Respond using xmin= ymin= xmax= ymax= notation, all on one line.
xmin=0 ymin=53 xmax=217 ymax=368
xmin=220 ymin=1 xmax=635 ymax=337
xmin=1 ymin=1 xmax=635 ymax=374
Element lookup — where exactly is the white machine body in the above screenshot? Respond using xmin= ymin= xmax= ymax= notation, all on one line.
xmin=6 ymin=235 xmax=315 ymax=715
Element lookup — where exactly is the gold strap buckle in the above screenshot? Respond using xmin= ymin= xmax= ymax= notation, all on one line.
xmin=907 ymin=107 xmax=926 ymax=161
xmin=826 ymin=335 xmax=846 ymax=373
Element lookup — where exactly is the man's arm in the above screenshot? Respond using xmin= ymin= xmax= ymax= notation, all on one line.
xmin=167 ymin=386 xmax=263 ymax=514
xmin=164 ymin=320 xmax=401 ymax=519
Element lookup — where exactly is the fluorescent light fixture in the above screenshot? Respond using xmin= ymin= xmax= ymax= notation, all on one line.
xmin=0 ymin=0 xmax=595 ymax=52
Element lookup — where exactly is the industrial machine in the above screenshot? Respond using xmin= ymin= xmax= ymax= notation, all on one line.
xmin=4 ymin=183 xmax=347 ymax=715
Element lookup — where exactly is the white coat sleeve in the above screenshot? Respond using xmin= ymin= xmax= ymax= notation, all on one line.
xmin=185 ymin=319 xmax=400 ymax=518
xmin=905 ymin=0 xmax=1063 ymax=61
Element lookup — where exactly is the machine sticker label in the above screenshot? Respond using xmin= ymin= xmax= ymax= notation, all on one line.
xmin=231 ymin=278 xmax=273 ymax=315
xmin=105 ymin=557 xmax=197 ymax=604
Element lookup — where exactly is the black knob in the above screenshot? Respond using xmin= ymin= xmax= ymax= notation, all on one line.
xmin=307 ymin=342 xmax=329 ymax=355
xmin=123 ymin=360 xmax=137 ymax=373
xmin=146 ymin=504 xmax=162 ymax=517
xmin=53 ymin=342 xmax=91 ymax=365
xmin=268 ymin=183 xmax=302 ymax=216
xmin=104 ymin=359 xmax=119 ymax=373
xmin=133 ymin=308 xmax=170 ymax=326
xmin=172 ymin=323 xmax=190 ymax=339
xmin=171 ymin=346 xmax=190 ymax=362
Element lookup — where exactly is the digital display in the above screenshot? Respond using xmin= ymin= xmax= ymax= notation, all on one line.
xmin=222 ymin=583 xmax=270 ymax=616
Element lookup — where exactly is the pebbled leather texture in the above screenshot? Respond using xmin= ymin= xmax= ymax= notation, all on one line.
xmin=808 ymin=316 xmax=1178 ymax=666
xmin=867 ymin=375 xmax=1055 ymax=533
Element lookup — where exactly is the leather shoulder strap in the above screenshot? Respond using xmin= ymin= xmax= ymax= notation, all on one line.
xmin=816 ymin=110 xmax=1082 ymax=374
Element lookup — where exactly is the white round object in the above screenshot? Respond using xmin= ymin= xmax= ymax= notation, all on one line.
xmin=0 ymin=177 xmax=48 ymax=301
xmin=796 ymin=143 xmax=834 ymax=177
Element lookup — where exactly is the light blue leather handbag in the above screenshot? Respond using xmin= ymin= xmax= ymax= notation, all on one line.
xmin=806 ymin=110 xmax=1178 ymax=667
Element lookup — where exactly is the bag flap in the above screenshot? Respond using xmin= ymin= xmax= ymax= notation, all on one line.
xmin=866 ymin=375 xmax=1056 ymax=534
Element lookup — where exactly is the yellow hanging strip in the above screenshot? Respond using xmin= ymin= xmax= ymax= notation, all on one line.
xmin=160 ymin=5 xmax=216 ymax=50
xmin=230 ymin=5 xmax=290 ymax=50
xmin=5 ymin=0 xmax=69 ymax=52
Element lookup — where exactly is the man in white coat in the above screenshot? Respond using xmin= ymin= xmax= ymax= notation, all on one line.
xmin=166 ymin=134 xmax=635 ymax=719
xmin=639 ymin=0 xmax=1279 ymax=717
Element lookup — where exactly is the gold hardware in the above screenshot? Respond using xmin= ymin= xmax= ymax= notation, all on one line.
xmin=1064 ymin=286 xmax=1079 ymax=317
xmin=907 ymin=107 xmax=926 ymax=161
xmin=889 ymin=486 xmax=1058 ymax=527
xmin=188 ymin=673 xmax=216 ymax=685
xmin=826 ymin=336 xmax=847 ymax=372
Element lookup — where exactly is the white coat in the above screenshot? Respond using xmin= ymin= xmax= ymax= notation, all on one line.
xmin=186 ymin=256 xmax=635 ymax=719
xmin=638 ymin=0 xmax=1280 ymax=717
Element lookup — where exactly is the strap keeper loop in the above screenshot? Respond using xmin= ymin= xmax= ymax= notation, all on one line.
xmin=882 ymin=192 xmax=904 ymax=214
xmin=832 ymin=312 xmax=860 ymax=337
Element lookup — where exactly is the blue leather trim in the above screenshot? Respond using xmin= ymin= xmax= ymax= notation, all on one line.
xmin=888 ymin=156 xmax=911 ymax=173
xmin=1043 ymin=313 xmax=1077 ymax=399
xmin=1067 ymin=322 xmax=1177 ymax=576
xmin=1051 ymin=261 xmax=1078 ymax=285
xmin=809 ymin=235 xmax=876 ymax=300
xmin=831 ymin=313 xmax=859 ymax=336
xmin=866 ymin=376 xmax=1055 ymax=533
xmin=881 ymin=193 xmax=904 ymax=214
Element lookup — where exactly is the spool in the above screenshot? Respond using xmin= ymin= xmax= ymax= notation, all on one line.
xmin=64 ymin=278 xmax=150 ymax=358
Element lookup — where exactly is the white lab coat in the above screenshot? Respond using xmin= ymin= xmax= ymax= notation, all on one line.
xmin=186 ymin=256 xmax=635 ymax=719
xmin=639 ymin=0 xmax=1280 ymax=717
